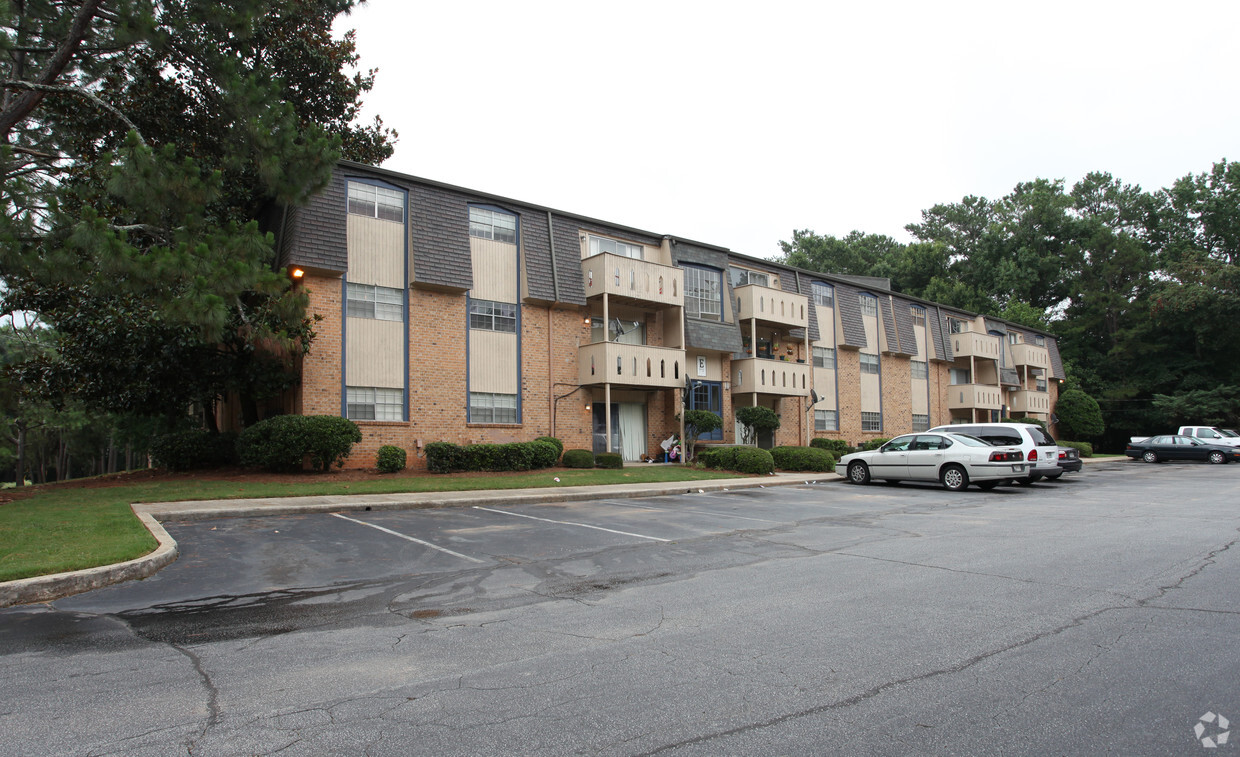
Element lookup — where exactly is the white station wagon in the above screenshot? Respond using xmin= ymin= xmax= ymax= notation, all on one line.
xmin=837 ymin=432 xmax=1027 ymax=491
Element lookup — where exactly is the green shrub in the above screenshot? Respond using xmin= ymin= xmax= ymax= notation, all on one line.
xmin=733 ymin=447 xmax=774 ymax=475
xmin=238 ymin=416 xmax=311 ymax=472
xmin=150 ymin=429 xmax=238 ymax=471
xmin=562 ymin=449 xmax=595 ymax=468
xmin=425 ymin=442 xmax=465 ymax=473
xmin=697 ymin=446 xmax=738 ymax=471
xmin=376 ymin=445 xmax=406 ymax=473
xmin=529 ymin=440 xmax=560 ymax=469
xmin=810 ymin=437 xmax=851 ymax=458
xmin=771 ymin=446 xmax=834 ymax=472
xmin=534 ymin=436 xmax=564 ymax=458
xmin=302 ymin=416 xmax=363 ymax=471
xmin=462 ymin=443 xmax=500 ymax=471
xmin=1059 ymin=440 xmax=1093 ymax=457
xmin=862 ymin=437 xmax=891 ymax=451
xmin=595 ymin=452 xmax=623 ymax=469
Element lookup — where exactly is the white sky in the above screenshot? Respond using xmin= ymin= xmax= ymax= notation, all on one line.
xmin=339 ymin=0 xmax=1240 ymax=261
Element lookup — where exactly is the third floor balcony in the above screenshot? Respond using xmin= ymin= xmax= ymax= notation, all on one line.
xmin=582 ymin=253 xmax=683 ymax=308
xmin=733 ymin=284 xmax=809 ymax=330
xmin=950 ymin=330 xmax=1001 ymax=361
xmin=1011 ymin=342 xmax=1049 ymax=370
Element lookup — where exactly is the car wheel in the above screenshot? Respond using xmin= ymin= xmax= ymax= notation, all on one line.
xmin=1209 ymin=451 xmax=1227 ymax=464
xmin=976 ymin=480 xmax=999 ymax=491
xmin=847 ymin=461 xmax=871 ymax=485
xmin=941 ymin=464 xmax=969 ymax=492
xmin=1142 ymin=451 xmax=1158 ymax=464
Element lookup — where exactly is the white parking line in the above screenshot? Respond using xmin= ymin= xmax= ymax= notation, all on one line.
xmin=598 ymin=500 xmax=786 ymax=524
xmin=473 ymin=506 xmax=671 ymax=542
xmin=331 ymin=513 xmax=486 ymax=563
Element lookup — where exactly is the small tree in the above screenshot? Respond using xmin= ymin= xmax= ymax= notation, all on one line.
xmin=681 ymin=410 xmax=722 ymax=462
xmin=735 ymin=406 xmax=780 ymax=446
xmin=1055 ymin=388 xmax=1105 ymax=440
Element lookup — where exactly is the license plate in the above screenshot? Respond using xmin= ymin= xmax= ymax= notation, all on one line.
xmin=1012 ymin=464 xmax=1025 ymax=472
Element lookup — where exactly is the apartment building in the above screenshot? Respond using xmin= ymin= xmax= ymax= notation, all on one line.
xmin=264 ymin=161 xmax=1064 ymax=468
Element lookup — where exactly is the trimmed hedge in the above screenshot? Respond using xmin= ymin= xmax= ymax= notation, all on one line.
xmin=810 ymin=437 xmax=852 ymax=458
xmin=771 ymin=446 xmax=834 ymax=472
xmin=377 ymin=445 xmax=407 ymax=473
xmin=697 ymin=446 xmax=739 ymax=471
xmin=1059 ymin=440 xmax=1093 ymax=457
xmin=595 ymin=452 xmax=623 ymax=469
xmin=237 ymin=415 xmax=362 ymax=472
xmin=425 ymin=439 xmax=564 ymax=473
xmin=862 ymin=437 xmax=891 ymax=451
xmin=733 ymin=447 xmax=774 ymax=475
xmin=425 ymin=442 xmax=466 ymax=473
xmin=529 ymin=440 xmax=560 ymax=469
xmin=150 ymin=429 xmax=239 ymax=471
xmin=534 ymin=436 xmax=564 ymax=458
xmin=563 ymin=449 xmax=595 ymax=468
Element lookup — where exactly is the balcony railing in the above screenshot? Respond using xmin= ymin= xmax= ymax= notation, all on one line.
xmin=578 ymin=342 xmax=686 ymax=388
xmin=1011 ymin=342 xmax=1049 ymax=370
xmin=1008 ymin=389 xmax=1051 ymax=414
xmin=581 ymin=253 xmax=683 ymax=307
xmin=947 ymin=383 xmax=1003 ymax=411
xmin=730 ymin=357 xmax=810 ymax=397
xmin=950 ymin=331 xmax=1001 ymax=361
xmin=733 ymin=285 xmax=809 ymax=329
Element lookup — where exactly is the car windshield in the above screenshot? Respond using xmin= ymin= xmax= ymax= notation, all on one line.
xmin=946 ymin=433 xmax=991 ymax=447
xmin=883 ymin=436 xmax=915 ymax=452
xmin=1221 ymin=429 xmax=1240 ymax=438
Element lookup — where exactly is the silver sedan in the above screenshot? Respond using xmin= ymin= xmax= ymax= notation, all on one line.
xmin=837 ymin=432 xmax=1027 ymax=491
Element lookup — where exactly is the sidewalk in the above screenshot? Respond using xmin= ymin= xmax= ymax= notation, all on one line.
xmin=0 ymin=472 xmax=832 ymax=608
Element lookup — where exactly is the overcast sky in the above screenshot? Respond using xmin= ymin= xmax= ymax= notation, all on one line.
xmin=338 ymin=0 xmax=1240 ymax=261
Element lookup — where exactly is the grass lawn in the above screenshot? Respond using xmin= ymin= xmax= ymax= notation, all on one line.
xmin=0 ymin=466 xmax=744 ymax=583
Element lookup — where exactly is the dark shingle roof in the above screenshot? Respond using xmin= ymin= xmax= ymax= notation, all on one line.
xmin=834 ymin=282 xmax=868 ymax=349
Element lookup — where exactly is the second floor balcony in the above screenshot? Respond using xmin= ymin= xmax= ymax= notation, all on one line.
xmin=947 ymin=383 xmax=1004 ymax=411
xmin=582 ymin=253 xmax=683 ymax=308
xmin=733 ymin=284 xmax=809 ymax=329
xmin=578 ymin=342 xmax=686 ymax=388
xmin=730 ymin=357 xmax=810 ymax=397
xmin=1008 ymin=389 xmax=1051 ymax=414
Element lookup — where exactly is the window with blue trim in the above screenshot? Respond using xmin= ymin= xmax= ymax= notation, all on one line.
xmin=469 ymin=206 xmax=517 ymax=244
xmin=347 ymin=181 xmax=404 ymax=223
xmin=469 ymin=299 xmax=517 ymax=332
xmin=347 ymin=283 xmax=404 ymax=321
xmin=470 ymin=392 xmax=517 ymax=423
xmin=860 ymin=294 xmax=878 ymax=317
xmin=688 ymin=380 xmax=723 ymax=440
xmin=347 ymin=386 xmax=404 ymax=421
xmin=812 ymin=282 xmax=834 ymax=307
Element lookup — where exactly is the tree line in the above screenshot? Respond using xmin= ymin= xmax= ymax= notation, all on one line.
xmin=779 ymin=163 xmax=1240 ymax=451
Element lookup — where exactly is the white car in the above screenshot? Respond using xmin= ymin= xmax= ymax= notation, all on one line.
xmin=837 ymin=432 xmax=1026 ymax=491
xmin=927 ymin=422 xmax=1061 ymax=483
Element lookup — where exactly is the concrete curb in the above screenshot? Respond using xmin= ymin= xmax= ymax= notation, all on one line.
xmin=1 ymin=473 xmax=833 ymax=607
xmin=0 ymin=507 xmax=179 ymax=608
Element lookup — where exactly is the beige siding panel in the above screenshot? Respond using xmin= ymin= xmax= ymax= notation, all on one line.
xmin=813 ymin=368 xmax=837 ymax=410
xmin=816 ymin=304 xmax=837 ymax=348
xmin=347 ymin=214 xmax=405 ymax=287
xmin=345 ymin=317 xmax=404 ymax=388
xmin=861 ymin=371 xmax=882 ymax=412
xmin=471 ymin=238 xmax=518 ymax=303
xmin=687 ymin=351 xmax=723 ymax=381
xmin=470 ymin=330 xmax=518 ymax=393
xmin=913 ymin=322 xmax=926 ymax=358
xmin=912 ymin=378 xmax=929 ymax=415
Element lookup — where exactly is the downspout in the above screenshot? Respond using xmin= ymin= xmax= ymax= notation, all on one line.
xmin=547 ymin=211 xmax=558 ymax=437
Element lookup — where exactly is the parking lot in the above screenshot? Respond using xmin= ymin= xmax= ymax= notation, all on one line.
xmin=3 ymin=459 xmax=1239 ymax=756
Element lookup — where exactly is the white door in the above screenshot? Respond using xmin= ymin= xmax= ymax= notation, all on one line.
xmin=618 ymin=403 xmax=647 ymax=462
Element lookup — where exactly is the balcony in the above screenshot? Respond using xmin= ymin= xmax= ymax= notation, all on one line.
xmin=733 ymin=285 xmax=809 ymax=329
xmin=578 ymin=342 xmax=686 ymax=388
xmin=1011 ymin=342 xmax=1049 ymax=370
xmin=730 ymin=357 xmax=810 ymax=397
xmin=1008 ymin=389 xmax=1051 ymax=414
xmin=582 ymin=253 xmax=683 ymax=307
xmin=947 ymin=383 xmax=1003 ymax=411
xmin=950 ymin=331 xmax=1001 ymax=361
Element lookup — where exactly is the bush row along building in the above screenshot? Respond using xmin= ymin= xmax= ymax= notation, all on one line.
xmin=258 ymin=160 xmax=1064 ymax=468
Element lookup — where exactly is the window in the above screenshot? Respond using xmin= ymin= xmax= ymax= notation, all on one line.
xmin=814 ymin=409 xmax=839 ymax=432
xmin=861 ymin=411 xmax=882 ymax=432
xmin=346 ymin=387 xmax=403 ymax=421
xmin=1034 ymin=335 xmax=1046 ymax=347
xmin=911 ymin=306 xmax=926 ymax=326
xmin=813 ymin=346 xmax=836 ymax=369
xmin=688 ymin=381 xmax=723 ymax=441
xmin=729 ymin=266 xmax=769 ymax=288
xmin=1009 ymin=333 xmax=1021 ymax=345
xmin=912 ymin=413 xmax=930 ymax=432
xmin=860 ymin=294 xmax=878 ymax=317
xmin=469 ymin=206 xmax=517 ymax=244
xmin=911 ymin=360 xmax=928 ymax=380
xmin=860 ymin=353 xmax=880 ymax=375
xmin=469 ymin=299 xmax=517 ymax=332
xmin=589 ymin=235 xmax=642 ymax=259
xmin=948 ymin=317 xmax=967 ymax=334
xmin=684 ymin=265 xmax=722 ymax=321
xmin=1036 ymin=377 xmax=1047 ymax=392
xmin=347 ymin=181 xmax=404 ymax=223
xmin=950 ymin=368 xmax=971 ymax=385
xmin=470 ymin=392 xmax=517 ymax=423
xmin=812 ymin=282 xmax=834 ymax=307
xmin=347 ymin=283 xmax=404 ymax=321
